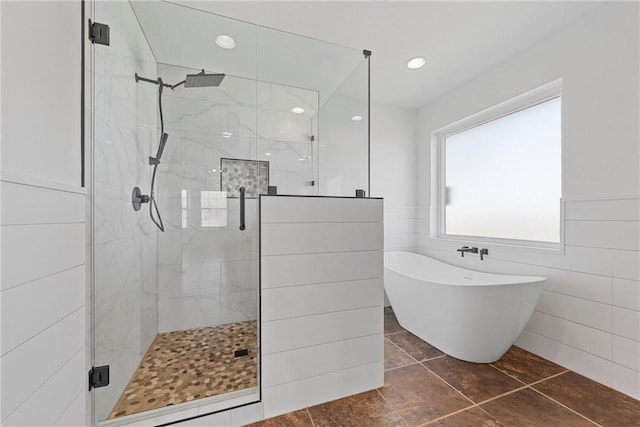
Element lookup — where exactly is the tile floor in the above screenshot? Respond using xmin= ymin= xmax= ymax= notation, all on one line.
xmin=247 ymin=309 xmax=640 ymax=427
xmin=109 ymin=320 xmax=258 ymax=419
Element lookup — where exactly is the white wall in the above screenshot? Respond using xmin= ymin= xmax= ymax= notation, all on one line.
xmin=416 ymin=3 xmax=639 ymax=398
xmin=371 ymin=102 xmax=418 ymax=252
xmin=91 ymin=1 xmax=158 ymax=420
xmin=1 ymin=1 xmax=87 ymax=425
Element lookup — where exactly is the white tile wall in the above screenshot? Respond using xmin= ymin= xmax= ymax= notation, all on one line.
xmin=1 ymin=5 xmax=86 ymax=426
xmin=261 ymin=222 xmax=383 ymax=255
xmin=1 ymin=266 xmax=85 ymax=354
xmin=262 ymin=251 xmax=382 ymax=288
xmin=262 ymin=307 xmax=382 ymax=354
xmin=1 ymin=223 xmax=85 ymax=291
xmin=414 ymin=3 xmax=640 ymax=399
xmin=262 ymin=278 xmax=382 ymax=321
xmin=260 ymin=196 xmax=384 ymax=418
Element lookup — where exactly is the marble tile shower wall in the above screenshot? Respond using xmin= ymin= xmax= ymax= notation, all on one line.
xmin=156 ymin=64 xmax=318 ymax=331
xmin=92 ymin=1 xmax=158 ymax=420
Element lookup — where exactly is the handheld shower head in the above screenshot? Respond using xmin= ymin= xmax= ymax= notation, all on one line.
xmin=157 ymin=133 xmax=169 ymax=160
xmin=184 ymin=70 xmax=225 ymax=88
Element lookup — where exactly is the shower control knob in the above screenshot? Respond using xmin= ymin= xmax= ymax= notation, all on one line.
xmin=132 ymin=187 xmax=150 ymax=212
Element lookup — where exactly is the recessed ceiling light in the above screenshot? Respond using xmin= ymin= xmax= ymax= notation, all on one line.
xmin=221 ymin=131 xmax=232 ymax=138
xmin=264 ymin=152 xmax=272 ymax=156
xmin=351 ymin=115 xmax=363 ymax=121
xmin=291 ymin=107 xmax=305 ymax=114
xmin=216 ymin=34 xmax=236 ymax=49
xmin=407 ymin=56 xmax=426 ymax=70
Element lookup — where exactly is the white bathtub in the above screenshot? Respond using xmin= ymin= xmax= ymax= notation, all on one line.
xmin=384 ymin=251 xmax=545 ymax=363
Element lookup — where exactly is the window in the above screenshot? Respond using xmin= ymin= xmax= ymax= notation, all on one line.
xmin=200 ymin=191 xmax=228 ymax=227
xmin=434 ymin=81 xmax=562 ymax=246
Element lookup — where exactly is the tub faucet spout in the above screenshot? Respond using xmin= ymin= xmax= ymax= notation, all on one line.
xmin=456 ymin=246 xmax=478 ymax=257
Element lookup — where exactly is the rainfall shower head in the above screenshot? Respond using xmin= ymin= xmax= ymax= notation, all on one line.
xmin=184 ymin=71 xmax=225 ymax=88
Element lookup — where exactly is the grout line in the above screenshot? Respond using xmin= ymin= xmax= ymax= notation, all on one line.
xmin=52 ymin=388 xmax=84 ymax=426
xmin=262 ymin=249 xmax=382 ymax=258
xmin=263 ymin=333 xmax=381 ymax=356
xmin=2 ymin=221 xmax=85 ymax=226
xmin=423 ymin=354 xmax=446 ymax=362
xmin=1 ymin=347 xmax=85 ymax=423
xmin=374 ymin=388 xmax=411 ymax=426
xmin=0 ymin=306 xmax=85 ymax=358
xmin=526 ymin=370 xmax=570 ymax=387
xmin=419 ymin=362 xmax=476 ymax=406
xmin=264 ymin=276 xmax=382 ymax=290
xmin=529 ymin=388 xmax=603 ymax=426
xmin=520 ymin=328 xmax=620 ymax=362
xmin=384 ymin=336 xmax=420 ymax=364
xmin=565 ymin=244 xmax=640 ymax=253
xmin=418 ymin=403 xmax=478 ymax=426
xmin=487 ymin=364 xmax=529 ymax=386
xmin=383 ymin=361 xmax=421 ymax=373
xmin=263 ymin=304 xmax=382 ymax=324
xmin=305 ymin=408 xmax=316 ymax=427
xmin=472 ymin=383 xmax=532 ymax=406
xmin=1 ymin=263 xmax=85 ymax=293
xmin=532 ymin=306 xmax=615 ymax=335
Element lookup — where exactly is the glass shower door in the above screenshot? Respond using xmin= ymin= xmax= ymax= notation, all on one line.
xmin=91 ymin=1 xmax=260 ymax=423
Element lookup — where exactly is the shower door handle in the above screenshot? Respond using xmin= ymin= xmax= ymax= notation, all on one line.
xmin=239 ymin=187 xmax=246 ymax=231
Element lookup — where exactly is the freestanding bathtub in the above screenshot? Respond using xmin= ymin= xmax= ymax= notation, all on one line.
xmin=384 ymin=251 xmax=545 ymax=363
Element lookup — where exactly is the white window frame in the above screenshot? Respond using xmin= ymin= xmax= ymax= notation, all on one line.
xmin=430 ymin=79 xmax=564 ymax=250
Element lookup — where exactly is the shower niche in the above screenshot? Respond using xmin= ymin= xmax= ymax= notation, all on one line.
xmin=90 ymin=0 xmax=369 ymax=424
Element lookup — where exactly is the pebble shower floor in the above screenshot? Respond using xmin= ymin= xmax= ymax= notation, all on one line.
xmin=109 ymin=320 xmax=258 ymax=419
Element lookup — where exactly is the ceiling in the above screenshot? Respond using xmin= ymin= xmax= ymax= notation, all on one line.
xmin=135 ymin=1 xmax=605 ymax=110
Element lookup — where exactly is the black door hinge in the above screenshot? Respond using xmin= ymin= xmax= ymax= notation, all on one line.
xmin=88 ymin=20 xmax=110 ymax=46
xmin=89 ymin=365 xmax=110 ymax=390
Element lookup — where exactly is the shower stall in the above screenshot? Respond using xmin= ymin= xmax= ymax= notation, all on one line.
xmin=89 ymin=0 xmax=370 ymax=424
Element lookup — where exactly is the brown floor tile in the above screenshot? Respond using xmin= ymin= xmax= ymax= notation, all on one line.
xmin=491 ymin=346 xmax=566 ymax=384
xmin=386 ymin=331 xmax=444 ymax=362
xmin=307 ymin=390 xmax=407 ymax=427
xmin=533 ymin=371 xmax=640 ymax=427
xmin=245 ymin=409 xmax=313 ymax=427
xmin=427 ymin=407 xmax=504 ymax=427
xmin=424 ymin=356 xmax=524 ymax=403
xmin=480 ymin=388 xmax=596 ymax=426
xmin=384 ymin=311 xmax=404 ymax=335
xmin=385 ymin=338 xmax=416 ymax=370
xmin=379 ymin=363 xmax=471 ymax=426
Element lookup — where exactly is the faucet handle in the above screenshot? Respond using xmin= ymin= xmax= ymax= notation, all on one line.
xmin=456 ymin=246 xmax=470 ymax=257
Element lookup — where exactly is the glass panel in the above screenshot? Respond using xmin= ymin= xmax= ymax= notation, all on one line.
xmin=318 ymin=59 xmax=369 ymax=196
xmin=444 ymin=97 xmax=562 ymax=242
xmin=256 ymin=25 xmax=367 ymax=197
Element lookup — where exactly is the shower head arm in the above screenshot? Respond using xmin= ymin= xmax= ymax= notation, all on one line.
xmin=134 ymin=73 xmax=173 ymax=89
xmin=170 ymin=80 xmax=186 ymax=90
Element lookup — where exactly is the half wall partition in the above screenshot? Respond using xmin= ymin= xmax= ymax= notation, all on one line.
xmin=89 ymin=1 xmax=370 ymax=424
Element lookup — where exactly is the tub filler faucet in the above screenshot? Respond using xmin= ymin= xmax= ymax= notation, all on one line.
xmin=456 ymin=246 xmax=478 ymax=257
